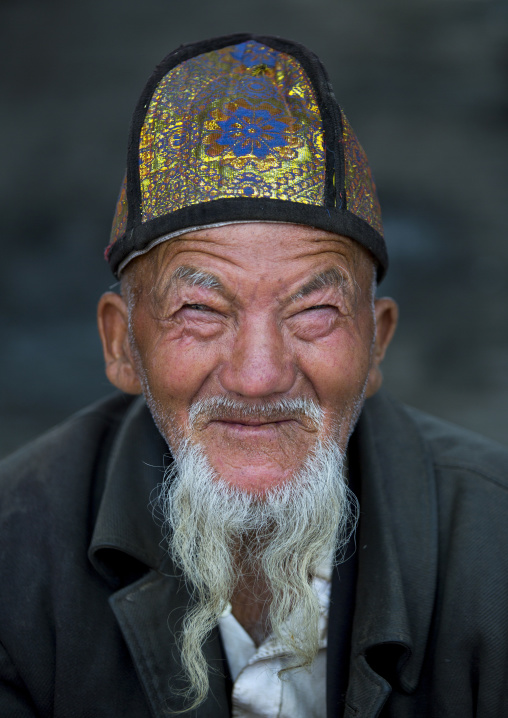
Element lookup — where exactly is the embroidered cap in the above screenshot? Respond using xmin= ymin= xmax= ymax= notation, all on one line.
xmin=106 ymin=33 xmax=388 ymax=279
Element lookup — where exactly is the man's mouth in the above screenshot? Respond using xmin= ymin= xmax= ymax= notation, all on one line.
xmin=216 ymin=419 xmax=296 ymax=426
xmin=210 ymin=417 xmax=298 ymax=428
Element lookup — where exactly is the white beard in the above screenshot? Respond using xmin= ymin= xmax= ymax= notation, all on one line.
xmin=154 ymin=412 xmax=359 ymax=710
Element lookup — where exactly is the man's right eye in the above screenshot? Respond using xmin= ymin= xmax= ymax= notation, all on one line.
xmin=183 ymin=303 xmax=211 ymax=312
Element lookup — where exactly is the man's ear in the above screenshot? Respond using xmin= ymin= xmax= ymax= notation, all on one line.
xmin=97 ymin=292 xmax=143 ymax=395
xmin=365 ymin=297 xmax=399 ymax=398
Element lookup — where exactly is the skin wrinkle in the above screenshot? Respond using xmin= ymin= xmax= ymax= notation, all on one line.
xmin=158 ymin=267 xmax=360 ymax=339
xmin=145 ymin=264 xmax=359 ymax=323
xmin=149 ymin=240 xmax=246 ymax=301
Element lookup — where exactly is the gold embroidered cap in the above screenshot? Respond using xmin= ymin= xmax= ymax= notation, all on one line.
xmin=106 ymin=34 xmax=388 ymax=279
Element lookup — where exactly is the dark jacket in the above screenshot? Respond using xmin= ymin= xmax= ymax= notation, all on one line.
xmin=1 ymin=392 xmax=508 ymax=717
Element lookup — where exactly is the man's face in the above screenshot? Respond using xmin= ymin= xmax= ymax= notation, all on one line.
xmin=119 ymin=222 xmax=381 ymax=495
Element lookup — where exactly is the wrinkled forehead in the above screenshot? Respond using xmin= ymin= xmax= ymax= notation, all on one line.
xmin=122 ymin=222 xmax=376 ymax=302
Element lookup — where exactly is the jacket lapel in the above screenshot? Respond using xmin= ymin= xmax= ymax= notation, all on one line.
xmin=343 ymin=657 xmax=391 ymax=718
xmin=110 ymin=566 xmax=230 ymax=717
xmin=88 ymin=397 xmax=230 ymax=717
xmin=335 ymin=393 xmax=438 ymax=716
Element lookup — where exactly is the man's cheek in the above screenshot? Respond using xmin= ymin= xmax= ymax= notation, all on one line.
xmin=300 ymin=344 xmax=370 ymax=401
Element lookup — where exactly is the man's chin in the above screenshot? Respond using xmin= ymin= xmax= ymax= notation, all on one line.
xmin=196 ymin=452 xmax=311 ymax=497
xmin=189 ymin=433 xmax=324 ymax=498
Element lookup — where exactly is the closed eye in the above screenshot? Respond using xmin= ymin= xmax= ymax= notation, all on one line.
xmin=183 ymin=303 xmax=213 ymax=312
xmin=303 ymin=304 xmax=336 ymax=312
xmin=289 ymin=302 xmax=340 ymax=341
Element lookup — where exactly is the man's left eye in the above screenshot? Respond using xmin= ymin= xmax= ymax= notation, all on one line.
xmin=305 ymin=304 xmax=335 ymax=312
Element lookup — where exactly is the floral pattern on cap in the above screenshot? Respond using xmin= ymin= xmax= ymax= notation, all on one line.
xmin=138 ymin=41 xmax=326 ymax=221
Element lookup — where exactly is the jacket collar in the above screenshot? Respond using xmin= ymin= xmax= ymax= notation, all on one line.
xmin=341 ymin=392 xmax=438 ymax=715
xmin=89 ymin=395 xmax=169 ymax=584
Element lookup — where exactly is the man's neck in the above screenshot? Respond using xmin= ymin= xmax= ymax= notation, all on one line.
xmin=230 ymin=566 xmax=271 ymax=646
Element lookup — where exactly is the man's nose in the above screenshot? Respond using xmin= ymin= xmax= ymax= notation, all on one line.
xmin=218 ymin=315 xmax=296 ymax=398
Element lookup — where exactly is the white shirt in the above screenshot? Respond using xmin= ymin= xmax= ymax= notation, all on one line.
xmin=218 ymin=559 xmax=332 ymax=718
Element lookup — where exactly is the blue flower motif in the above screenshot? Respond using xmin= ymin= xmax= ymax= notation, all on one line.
xmin=216 ymin=107 xmax=289 ymax=159
xmin=230 ymin=41 xmax=277 ymax=69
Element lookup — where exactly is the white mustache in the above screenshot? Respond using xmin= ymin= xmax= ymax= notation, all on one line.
xmin=188 ymin=396 xmax=324 ymax=430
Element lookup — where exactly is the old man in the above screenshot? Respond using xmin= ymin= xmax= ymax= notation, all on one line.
xmin=1 ymin=34 xmax=508 ymax=718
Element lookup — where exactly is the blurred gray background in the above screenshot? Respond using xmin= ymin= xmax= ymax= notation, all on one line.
xmin=1 ymin=0 xmax=507 ymax=458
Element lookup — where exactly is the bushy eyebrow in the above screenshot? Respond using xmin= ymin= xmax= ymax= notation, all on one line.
xmin=151 ymin=265 xmax=225 ymax=302
xmin=289 ymin=267 xmax=352 ymax=302
xmin=169 ymin=265 xmax=224 ymax=291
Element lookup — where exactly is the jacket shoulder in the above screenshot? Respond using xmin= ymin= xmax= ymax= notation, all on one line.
xmin=0 ymin=394 xmax=152 ymax=716
xmin=0 ymin=392 xmax=139 ymax=519
xmin=400 ymin=401 xmax=508 ymax=491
